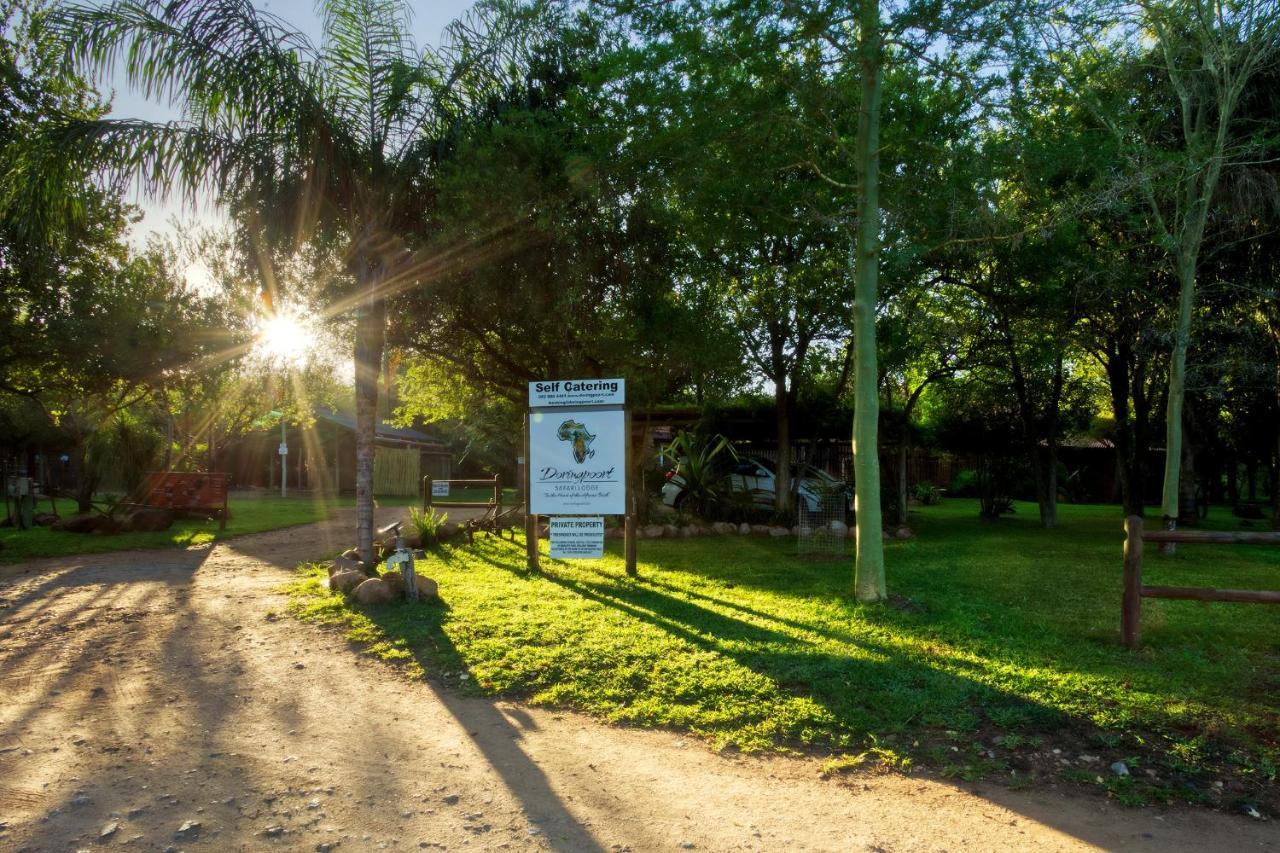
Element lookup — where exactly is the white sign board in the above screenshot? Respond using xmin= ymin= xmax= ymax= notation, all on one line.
xmin=278 ymin=442 xmax=289 ymax=456
xmin=431 ymin=480 xmax=451 ymax=497
xmin=549 ymin=517 xmax=605 ymax=559
xmin=529 ymin=409 xmax=625 ymax=515
xmin=529 ymin=378 xmax=625 ymax=407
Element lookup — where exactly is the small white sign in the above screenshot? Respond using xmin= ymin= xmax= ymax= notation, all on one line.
xmin=278 ymin=442 xmax=289 ymax=456
xmin=431 ymin=481 xmax=450 ymax=497
xmin=529 ymin=378 xmax=625 ymax=408
xmin=529 ymin=409 xmax=625 ymax=515
xmin=549 ymin=517 xmax=605 ymax=559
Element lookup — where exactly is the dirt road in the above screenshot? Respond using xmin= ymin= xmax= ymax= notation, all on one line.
xmin=0 ymin=511 xmax=1273 ymax=852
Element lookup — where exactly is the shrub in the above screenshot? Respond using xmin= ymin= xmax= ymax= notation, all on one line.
xmin=661 ymin=431 xmax=737 ymax=517
xmin=409 ymin=506 xmax=448 ymax=546
xmin=949 ymin=469 xmax=979 ymax=497
xmin=913 ymin=482 xmax=943 ymax=505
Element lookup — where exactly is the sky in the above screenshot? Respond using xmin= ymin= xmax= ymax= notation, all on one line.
xmin=103 ymin=0 xmax=477 ymax=243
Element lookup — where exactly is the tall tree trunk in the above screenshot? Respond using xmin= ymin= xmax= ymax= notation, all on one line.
xmin=1104 ymin=341 xmax=1143 ymax=517
xmin=354 ymin=279 xmax=387 ymax=566
xmin=75 ymin=443 xmax=94 ymax=514
xmin=774 ymin=375 xmax=793 ymax=518
xmin=851 ymin=0 xmax=885 ymax=603
xmin=1043 ymin=442 xmax=1058 ymax=527
xmin=1160 ymin=253 xmax=1196 ymax=542
xmin=897 ymin=431 xmax=909 ymax=528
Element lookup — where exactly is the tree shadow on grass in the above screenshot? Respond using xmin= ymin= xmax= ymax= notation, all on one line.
xmin=338 ymin=591 xmax=606 ymax=852
xmin=451 ymin=537 xmax=1277 ymax=797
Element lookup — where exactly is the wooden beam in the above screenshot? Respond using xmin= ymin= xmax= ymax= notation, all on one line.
xmin=1142 ymin=586 xmax=1280 ymax=604
xmin=1141 ymin=529 xmax=1280 ymax=545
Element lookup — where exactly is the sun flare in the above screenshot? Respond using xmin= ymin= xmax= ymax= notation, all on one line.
xmin=254 ymin=309 xmax=315 ymax=368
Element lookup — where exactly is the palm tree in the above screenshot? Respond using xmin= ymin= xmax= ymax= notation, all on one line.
xmin=43 ymin=0 xmax=533 ymax=562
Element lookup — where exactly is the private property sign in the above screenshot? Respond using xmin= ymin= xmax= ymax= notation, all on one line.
xmin=549 ymin=517 xmax=605 ymax=558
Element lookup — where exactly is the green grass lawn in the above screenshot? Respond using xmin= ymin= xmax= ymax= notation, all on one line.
xmin=286 ymin=499 xmax=1280 ymax=810
xmin=0 ymin=492 xmax=342 ymax=564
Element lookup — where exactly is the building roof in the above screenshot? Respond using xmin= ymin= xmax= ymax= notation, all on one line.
xmin=314 ymin=408 xmax=449 ymax=452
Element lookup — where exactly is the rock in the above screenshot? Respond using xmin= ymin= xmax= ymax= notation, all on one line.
xmin=50 ymin=513 xmax=113 ymax=534
xmin=174 ymin=820 xmax=201 ymax=839
xmin=122 ymin=508 xmax=175 ymax=532
xmin=894 ymin=527 xmax=914 ymax=540
xmin=662 ymin=524 xmax=679 ymax=538
xmin=329 ymin=570 xmax=367 ymax=595
xmin=263 ymin=825 xmax=286 ymax=837
xmin=328 ymin=555 xmax=362 ymax=578
xmin=749 ymin=524 xmax=771 ymax=536
xmin=829 ymin=520 xmax=849 ymax=538
xmin=680 ymin=526 xmax=696 ymax=538
xmin=99 ymin=820 xmax=119 ymax=840
xmin=380 ymin=570 xmax=407 ymax=599
xmin=413 ymin=576 xmax=439 ymax=600
xmin=711 ymin=522 xmax=737 ymax=535
xmin=342 ymin=548 xmax=360 ymax=561
xmin=768 ymin=526 xmax=791 ymax=538
xmin=32 ymin=511 xmax=59 ymax=527
xmin=1110 ymin=761 xmax=1129 ymax=777
xmin=652 ymin=503 xmax=677 ymax=517
xmin=643 ymin=524 xmax=665 ymax=539
xmin=91 ymin=517 xmax=122 ymax=535
xmin=790 ymin=526 xmax=801 ymax=536
xmin=353 ymin=578 xmax=396 ymax=605
xmin=738 ymin=522 xmax=751 ymax=535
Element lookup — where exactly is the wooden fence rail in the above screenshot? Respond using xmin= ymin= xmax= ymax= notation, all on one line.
xmin=1121 ymin=515 xmax=1280 ymax=648
xmin=421 ymin=475 xmax=502 ymax=512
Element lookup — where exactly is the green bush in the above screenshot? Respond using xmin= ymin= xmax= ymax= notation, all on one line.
xmin=949 ymin=469 xmax=979 ymax=497
xmin=409 ymin=506 xmax=449 ymax=546
xmin=913 ymin=482 xmax=943 ymax=505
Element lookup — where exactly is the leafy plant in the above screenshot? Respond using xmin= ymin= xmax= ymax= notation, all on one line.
xmin=409 ymin=507 xmax=449 ymax=547
xmin=913 ymin=482 xmax=942 ymax=506
xmin=661 ymin=431 xmax=738 ymax=518
xmin=949 ymin=469 xmax=979 ymax=497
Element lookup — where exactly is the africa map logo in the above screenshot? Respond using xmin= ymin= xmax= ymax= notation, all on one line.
xmin=556 ymin=419 xmax=596 ymax=464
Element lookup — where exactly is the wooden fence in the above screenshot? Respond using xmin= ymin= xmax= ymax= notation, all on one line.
xmin=373 ymin=447 xmax=421 ymax=496
xmin=1121 ymin=515 xmax=1280 ymax=648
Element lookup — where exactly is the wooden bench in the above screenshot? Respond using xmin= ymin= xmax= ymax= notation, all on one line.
xmin=132 ymin=472 xmax=230 ymax=530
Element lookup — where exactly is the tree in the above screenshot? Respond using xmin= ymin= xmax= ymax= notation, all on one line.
xmin=40 ymin=0 xmax=534 ymax=562
xmin=1036 ymin=0 xmax=1280 ymax=535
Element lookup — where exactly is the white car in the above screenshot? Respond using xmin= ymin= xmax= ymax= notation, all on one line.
xmin=661 ymin=456 xmax=850 ymax=514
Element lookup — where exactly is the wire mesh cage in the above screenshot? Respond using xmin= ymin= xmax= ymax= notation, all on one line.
xmin=796 ymin=483 xmax=850 ymax=557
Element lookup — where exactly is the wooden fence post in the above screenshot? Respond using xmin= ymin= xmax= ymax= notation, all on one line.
xmin=1122 ymin=515 xmax=1144 ymax=649
xmin=624 ymin=408 xmax=637 ymax=576
xmin=524 ymin=416 xmax=539 ymax=572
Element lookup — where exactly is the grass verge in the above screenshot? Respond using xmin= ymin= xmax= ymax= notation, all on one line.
xmin=285 ymin=499 xmax=1279 ymax=813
